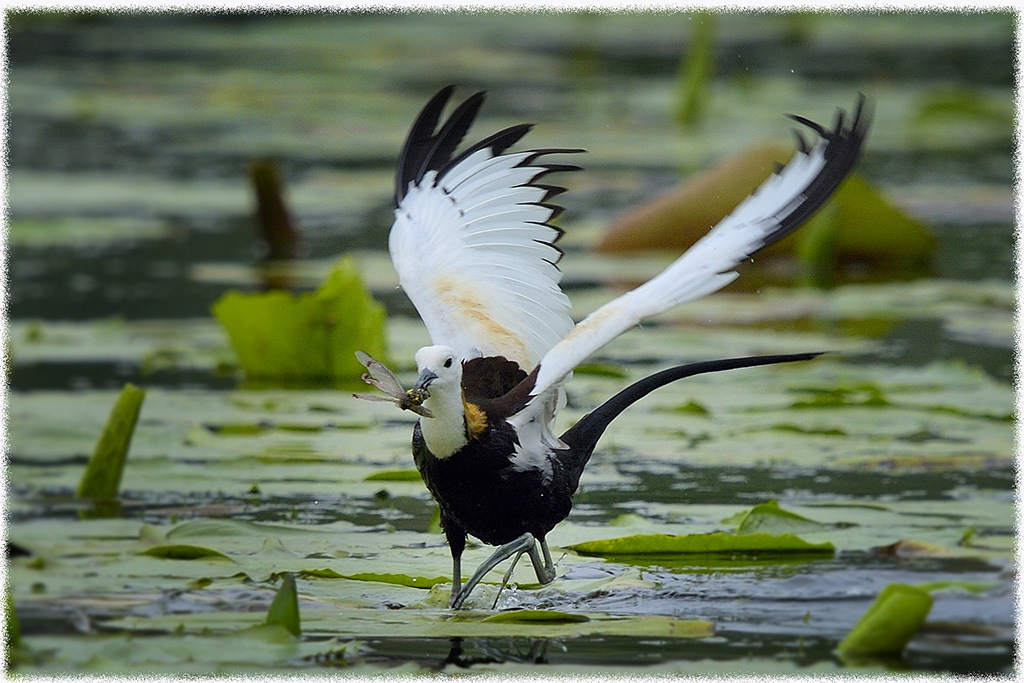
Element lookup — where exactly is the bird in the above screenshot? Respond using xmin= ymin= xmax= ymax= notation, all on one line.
xmin=356 ymin=85 xmax=872 ymax=609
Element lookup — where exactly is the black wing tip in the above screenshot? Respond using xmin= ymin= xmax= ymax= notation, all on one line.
xmin=395 ymin=86 xmax=489 ymax=205
xmin=754 ymin=94 xmax=874 ymax=250
xmin=395 ymin=86 xmax=582 ymax=268
xmin=396 ymin=86 xmax=587 ymax=208
xmin=785 ymin=93 xmax=874 ymax=150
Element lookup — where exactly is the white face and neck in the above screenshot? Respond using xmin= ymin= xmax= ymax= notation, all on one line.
xmin=413 ymin=345 xmax=468 ymax=458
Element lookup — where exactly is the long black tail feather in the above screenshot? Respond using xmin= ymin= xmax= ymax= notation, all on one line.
xmin=558 ymin=352 xmax=823 ymax=481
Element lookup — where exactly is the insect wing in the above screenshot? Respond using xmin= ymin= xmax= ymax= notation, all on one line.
xmin=355 ymin=351 xmax=407 ymax=399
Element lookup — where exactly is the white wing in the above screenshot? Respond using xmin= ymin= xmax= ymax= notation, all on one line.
xmin=389 ymin=87 xmax=581 ymax=369
xmin=532 ymin=96 xmax=874 ymax=398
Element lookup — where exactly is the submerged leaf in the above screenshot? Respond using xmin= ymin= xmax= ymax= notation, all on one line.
xmin=76 ymin=383 xmax=146 ymax=500
xmin=837 ymin=583 xmax=933 ymax=655
xmin=211 ymin=255 xmax=386 ymax=381
xmin=569 ymin=532 xmax=834 ymax=558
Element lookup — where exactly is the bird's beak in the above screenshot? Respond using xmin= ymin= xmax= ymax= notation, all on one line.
xmin=413 ymin=368 xmax=438 ymax=393
xmin=401 ymin=368 xmax=438 ymax=418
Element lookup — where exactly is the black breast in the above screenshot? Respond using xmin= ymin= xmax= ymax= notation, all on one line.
xmin=461 ymin=356 xmax=528 ymax=403
xmin=412 ymin=421 xmax=575 ymax=547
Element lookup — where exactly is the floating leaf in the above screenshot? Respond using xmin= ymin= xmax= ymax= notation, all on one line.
xmin=916 ymin=580 xmax=998 ymax=595
xmin=724 ymin=500 xmax=827 ymax=536
xmin=166 ymin=518 xmax=305 ymax=540
xmin=298 ymin=568 xmax=345 ymax=579
xmin=870 ymin=539 xmax=959 ymax=557
xmin=837 ymin=583 xmax=933 ymax=655
xmin=788 ymin=383 xmax=890 ymax=409
xmin=211 ymin=255 xmax=386 ymax=382
xmin=266 ymin=573 xmax=301 ymax=636
xmin=666 ymin=400 xmax=711 ymax=416
xmin=569 ymin=532 xmax=834 ymax=558
xmin=364 ymin=469 xmax=423 ymax=482
xmin=914 ymin=86 xmax=1013 ymax=127
xmin=482 ymin=609 xmax=590 ymax=624
xmin=573 ymin=362 xmax=629 ymax=378
xmin=768 ymin=423 xmax=846 ymax=436
xmin=341 ymin=572 xmax=448 ymax=589
xmin=76 ymin=383 xmax=146 ymax=500
xmin=23 ymin=624 xmax=307 ymax=671
xmin=105 ymin=608 xmax=715 ymax=642
xmin=7 ymin=216 xmax=170 ymax=246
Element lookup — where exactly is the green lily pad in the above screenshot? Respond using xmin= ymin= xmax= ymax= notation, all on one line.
xmin=569 ymin=532 xmax=834 ymax=558
xmin=837 ymin=583 xmax=934 ymax=655
xmin=211 ymin=255 xmax=386 ymax=382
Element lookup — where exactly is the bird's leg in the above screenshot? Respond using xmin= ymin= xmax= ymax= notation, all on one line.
xmin=452 ymin=532 xmax=559 ymax=610
xmin=452 ymin=532 xmax=535 ymax=609
xmin=492 ymin=549 xmax=528 ymax=609
xmin=449 ymin=555 xmax=462 ymax=606
xmin=536 ymin=536 xmax=556 ymax=583
xmin=489 ymin=537 xmax=557 ymax=608
xmin=444 ymin=521 xmax=467 ymax=609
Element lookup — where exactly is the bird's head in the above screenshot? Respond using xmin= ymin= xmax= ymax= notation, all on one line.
xmin=411 ymin=345 xmax=463 ymax=417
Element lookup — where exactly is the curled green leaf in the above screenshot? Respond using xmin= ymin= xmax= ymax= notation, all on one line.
xmin=212 ymin=255 xmax=386 ymax=382
xmin=837 ymin=583 xmax=933 ymax=655
xmin=77 ymin=383 xmax=146 ymax=500
xmin=266 ymin=573 xmax=301 ymax=637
